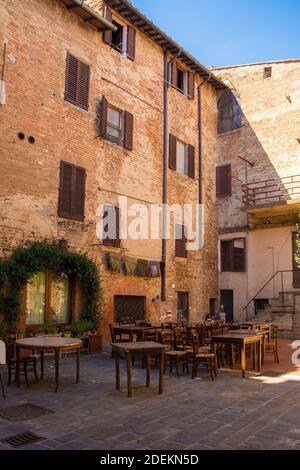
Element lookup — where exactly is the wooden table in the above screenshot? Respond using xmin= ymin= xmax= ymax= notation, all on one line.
xmin=240 ymin=322 xmax=273 ymax=341
xmin=212 ymin=333 xmax=261 ymax=377
xmin=228 ymin=329 xmax=267 ymax=365
xmin=113 ymin=325 xmax=154 ymax=342
xmin=112 ymin=341 xmax=167 ymax=398
xmin=15 ymin=337 xmax=82 ymax=392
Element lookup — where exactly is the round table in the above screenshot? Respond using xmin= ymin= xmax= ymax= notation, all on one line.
xmin=15 ymin=337 xmax=82 ymax=392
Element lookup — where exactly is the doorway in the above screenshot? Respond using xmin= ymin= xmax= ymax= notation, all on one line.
xmin=220 ymin=290 xmax=234 ymax=323
xmin=177 ymin=292 xmax=189 ymax=322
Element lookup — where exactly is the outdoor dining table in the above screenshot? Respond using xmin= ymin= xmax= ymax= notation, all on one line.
xmin=212 ymin=333 xmax=261 ymax=378
xmin=15 ymin=337 xmax=82 ymax=392
xmin=228 ymin=329 xmax=267 ymax=365
xmin=240 ymin=322 xmax=273 ymax=341
xmin=113 ymin=325 xmax=155 ymax=342
xmin=111 ymin=341 xmax=168 ymax=398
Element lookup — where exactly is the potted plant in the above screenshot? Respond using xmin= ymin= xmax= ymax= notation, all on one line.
xmin=69 ymin=321 xmax=102 ymax=353
xmin=39 ymin=325 xmax=61 ymax=337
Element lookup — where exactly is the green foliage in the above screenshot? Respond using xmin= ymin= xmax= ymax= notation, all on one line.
xmin=41 ymin=325 xmax=59 ymax=335
xmin=0 ymin=241 xmax=102 ymax=331
xmin=68 ymin=320 xmax=96 ymax=337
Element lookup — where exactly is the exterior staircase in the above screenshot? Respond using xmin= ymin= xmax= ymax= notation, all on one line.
xmin=251 ymin=291 xmax=300 ymax=339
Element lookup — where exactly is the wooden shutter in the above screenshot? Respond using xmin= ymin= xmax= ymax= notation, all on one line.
xmin=58 ymin=161 xmax=73 ymax=218
xmin=124 ymin=111 xmax=134 ymax=150
xmin=187 ymin=72 xmax=195 ymax=99
xmin=188 ymin=144 xmax=195 ymax=178
xmin=216 ymin=164 xmax=232 ymax=197
xmin=98 ymin=96 xmax=108 ymax=137
xmin=126 ymin=26 xmax=136 ymax=60
xmin=103 ymin=7 xmax=113 ymax=45
xmin=233 ymin=239 xmax=246 ymax=272
xmin=115 ymin=206 xmax=120 ymax=248
xmin=65 ymin=54 xmax=79 ymax=105
xmin=175 ymin=225 xmax=187 ymax=258
xmin=169 ymin=134 xmax=177 ymax=170
xmin=65 ymin=53 xmax=90 ymax=110
xmin=221 ymin=240 xmax=233 ymax=271
xmin=171 ymin=61 xmax=177 ymax=87
xmin=73 ymin=167 xmax=86 ymax=221
xmin=293 ymin=232 xmax=300 ymax=288
xmin=78 ymin=62 xmax=90 ymax=110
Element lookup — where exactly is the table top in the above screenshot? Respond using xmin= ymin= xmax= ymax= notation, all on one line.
xmin=112 ymin=341 xmax=168 ymax=352
xmin=240 ymin=322 xmax=273 ymax=328
xmin=228 ymin=329 xmax=266 ymax=336
xmin=212 ymin=333 xmax=260 ymax=342
xmin=16 ymin=337 xmax=82 ymax=350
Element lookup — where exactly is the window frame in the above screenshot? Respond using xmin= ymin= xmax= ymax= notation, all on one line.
xmin=220 ymin=238 xmax=246 ymax=272
xmin=106 ymin=104 xmax=124 ymax=145
xmin=110 ymin=19 xmax=128 ymax=56
xmin=218 ymin=90 xmax=241 ymax=134
xmin=25 ymin=271 xmax=74 ymax=329
xmin=175 ymin=223 xmax=188 ymax=259
xmin=176 ymin=139 xmax=189 ymax=177
xmin=58 ymin=161 xmax=86 ymax=222
xmin=64 ymin=53 xmax=90 ymax=111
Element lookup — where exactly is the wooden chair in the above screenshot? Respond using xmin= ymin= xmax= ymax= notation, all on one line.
xmin=192 ymin=336 xmax=217 ymax=381
xmin=265 ymin=325 xmax=279 ymax=363
xmin=109 ymin=324 xmax=130 ymax=356
xmin=160 ymin=331 xmax=189 ymax=377
xmin=6 ymin=342 xmax=38 ymax=388
xmin=0 ymin=340 xmax=6 ymax=399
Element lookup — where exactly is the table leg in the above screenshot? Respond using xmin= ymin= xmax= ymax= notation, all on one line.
xmin=257 ymin=339 xmax=261 ymax=372
xmin=261 ymin=336 xmax=265 ymax=366
xmin=126 ymin=351 xmax=132 ymax=398
xmin=115 ymin=350 xmax=120 ymax=390
xmin=241 ymin=342 xmax=246 ymax=378
xmin=16 ymin=345 xmax=20 ymax=388
xmin=252 ymin=343 xmax=256 ymax=371
xmin=76 ymin=347 xmax=80 ymax=384
xmin=54 ymin=349 xmax=59 ymax=393
xmin=159 ymin=350 xmax=164 ymax=395
xmin=40 ymin=351 xmax=44 ymax=379
xmin=146 ymin=354 xmax=151 ymax=388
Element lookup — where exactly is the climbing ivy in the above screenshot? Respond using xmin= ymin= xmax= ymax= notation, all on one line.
xmin=0 ymin=241 xmax=102 ymax=331
xmin=296 ymin=217 xmax=300 ymax=269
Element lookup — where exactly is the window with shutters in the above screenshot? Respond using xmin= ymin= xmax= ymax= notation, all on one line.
xmin=216 ymin=164 xmax=232 ymax=198
xmin=58 ymin=161 xmax=86 ymax=221
xmin=103 ymin=205 xmax=121 ymax=248
xmin=170 ymin=61 xmax=194 ymax=98
xmin=220 ymin=238 xmax=246 ymax=272
xmin=218 ymin=90 xmax=241 ymax=134
xmin=103 ymin=8 xmax=136 ymax=60
xmin=169 ymin=134 xmax=195 ymax=179
xmin=175 ymin=224 xmax=188 ymax=258
xmin=64 ymin=53 xmax=90 ymax=111
xmin=98 ymin=97 xmax=133 ymax=150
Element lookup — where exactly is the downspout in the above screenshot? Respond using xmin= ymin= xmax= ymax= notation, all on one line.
xmin=197 ymin=72 xmax=212 ymax=205
xmin=161 ymin=49 xmax=181 ymax=302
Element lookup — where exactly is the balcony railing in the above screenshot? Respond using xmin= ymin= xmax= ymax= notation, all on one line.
xmin=242 ymin=174 xmax=300 ymax=207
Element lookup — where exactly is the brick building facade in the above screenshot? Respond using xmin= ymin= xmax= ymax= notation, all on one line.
xmin=0 ymin=0 xmax=225 ymax=343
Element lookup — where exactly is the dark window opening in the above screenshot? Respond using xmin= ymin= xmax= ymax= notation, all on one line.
xmin=220 ymin=238 xmax=246 ymax=272
xmin=210 ymin=298 xmax=216 ymax=316
xmin=177 ymin=68 xmax=186 ymax=94
xmin=218 ymin=91 xmax=241 ymax=134
xmin=264 ymin=67 xmax=272 ymax=79
xmin=114 ymin=295 xmax=146 ymax=324
xmin=254 ymin=299 xmax=269 ymax=315
xmin=177 ymin=292 xmax=189 ymax=323
xmin=216 ymin=164 xmax=232 ymax=197
xmin=111 ymin=21 xmax=124 ymax=53
xmin=175 ymin=224 xmax=188 ymax=258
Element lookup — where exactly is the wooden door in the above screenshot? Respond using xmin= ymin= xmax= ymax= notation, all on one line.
xmin=177 ymin=292 xmax=189 ymax=322
xmin=220 ymin=290 xmax=234 ymax=323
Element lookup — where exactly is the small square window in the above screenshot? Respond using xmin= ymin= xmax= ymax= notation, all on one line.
xmin=107 ymin=106 xmax=123 ymax=143
xmin=264 ymin=67 xmax=272 ymax=79
xmin=111 ymin=20 xmax=124 ymax=53
xmin=176 ymin=140 xmax=188 ymax=176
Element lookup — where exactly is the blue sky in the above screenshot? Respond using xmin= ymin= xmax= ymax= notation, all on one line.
xmin=131 ymin=0 xmax=300 ymax=67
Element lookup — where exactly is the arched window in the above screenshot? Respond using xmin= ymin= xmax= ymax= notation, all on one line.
xmin=218 ymin=91 xmax=241 ymax=134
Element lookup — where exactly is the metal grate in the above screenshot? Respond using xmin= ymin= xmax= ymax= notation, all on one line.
xmin=1 ymin=431 xmax=46 ymax=448
xmin=0 ymin=403 xmax=53 ymax=421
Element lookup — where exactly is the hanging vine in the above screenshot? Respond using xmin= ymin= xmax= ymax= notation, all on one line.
xmin=0 ymin=241 xmax=102 ymax=330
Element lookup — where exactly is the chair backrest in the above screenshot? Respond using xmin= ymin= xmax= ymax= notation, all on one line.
xmin=144 ymin=329 xmax=158 ymax=342
xmin=0 ymin=340 xmax=6 ymax=365
xmin=271 ymin=325 xmax=279 ymax=342
xmin=160 ymin=330 xmax=173 ymax=348
xmin=192 ymin=335 xmax=199 ymax=357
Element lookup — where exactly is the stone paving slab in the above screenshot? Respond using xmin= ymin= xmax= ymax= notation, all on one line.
xmin=0 ymin=352 xmax=300 ymax=450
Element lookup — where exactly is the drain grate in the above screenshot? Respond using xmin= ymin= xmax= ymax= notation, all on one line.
xmin=0 ymin=403 xmax=53 ymax=421
xmin=1 ymin=431 xmax=46 ymax=448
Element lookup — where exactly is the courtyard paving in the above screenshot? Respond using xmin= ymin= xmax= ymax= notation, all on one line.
xmin=1 ymin=343 xmax=300 ymax=451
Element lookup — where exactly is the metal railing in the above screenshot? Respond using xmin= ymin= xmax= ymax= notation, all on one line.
xmin=243 ymin=270 xmax=294 ymax=312
xmin=242 ymin=174 xmax=300 ymax=207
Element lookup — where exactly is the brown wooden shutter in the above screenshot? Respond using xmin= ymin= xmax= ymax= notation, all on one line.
xmin=188 ymin=144 xmax=195 ymax=178
xmin=78 ymin=62 xmax=90 ymax=110
xmin=233 ymin=239 xmax=246 ymax=272
xmin=73 ymin=167 xmax=86 ymax=221
xmin=169 ymin=134 xmax=177 ymax=170
xmin=124 ymin=111 xmax=134 ymax=150
xmin=292 ymin=232 xmax=300 ymax=288
xmin=175 ymin=225 xmax=187 ymax=258
xmin=65 ymin=53 xmax=79 ymax=105
xmin=187 ymin=72 xmax=195 ymax=99
xmin=103 ymin=7 xmax=113 ymax=45
xmin=171 ymin=61 xmax=177 ymax=87
xmin=58 ymin=161 xmax=73 ymax=218
xmin=216 ymin=164 xmax=232 ymax=197
xmin=103 ymin=205 xmax=120 ymax=248
xmin=126 ymin=26 xmax=136 ymax=60
xmin=115 ymin=206 xmax=121 ymax=248
xmin=98 ymin=96 xmax=108 ymax=137
xmin=221 ymin=240 xmax=233 ymax=271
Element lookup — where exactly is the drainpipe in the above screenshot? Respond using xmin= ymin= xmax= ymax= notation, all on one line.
xmin=197 ymin=73 xmax=212 ymax=206
xmin=161 ymin=49 xmax=181 ymax=302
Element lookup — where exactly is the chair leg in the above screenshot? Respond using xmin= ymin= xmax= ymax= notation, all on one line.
xmin=24 ymin=363 xmax=29 ymax=388
xmin=0 ymin=370 xmax=5 ymax=400
xmin=209 ymin=360 xmax=214 ymax=381
xmin=33 ymin=358 xmax=39 ymax=383
xmin=8 ymin=364 xmax=11 ymax=386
